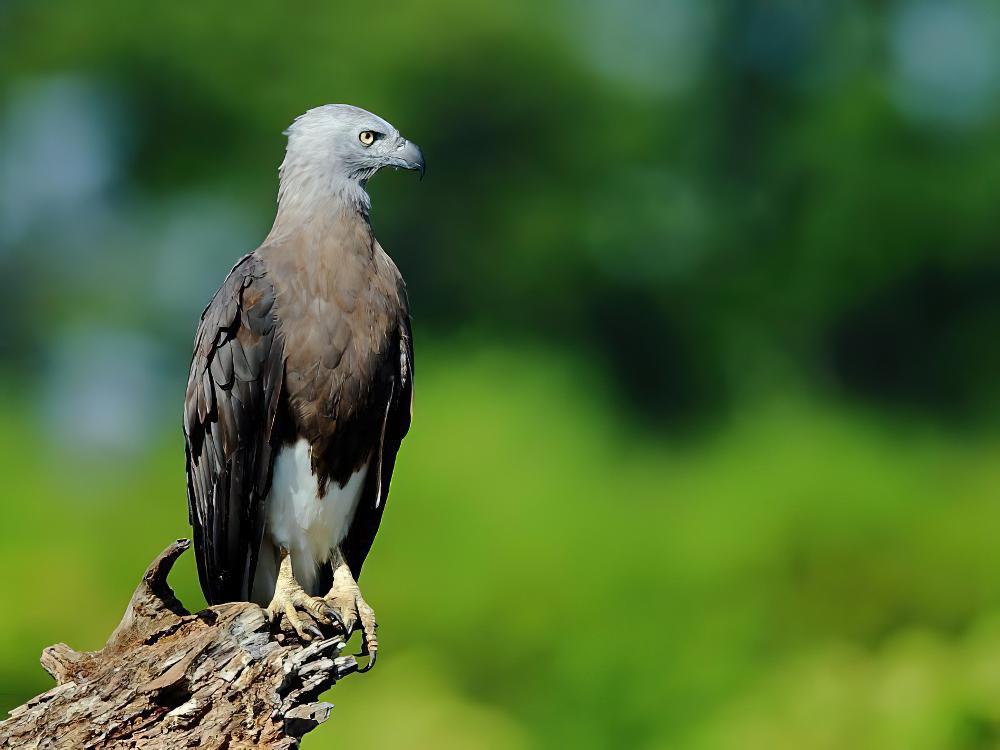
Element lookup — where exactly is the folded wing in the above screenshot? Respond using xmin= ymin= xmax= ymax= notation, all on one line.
xmin=184 ymin=253 xmax=286 ymax=603
xmin=341 ymin=302 xmax=414 ymax=580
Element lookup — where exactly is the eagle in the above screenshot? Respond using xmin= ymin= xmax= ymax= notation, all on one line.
xmin=183 ymin=105 xmax=424 ymax=670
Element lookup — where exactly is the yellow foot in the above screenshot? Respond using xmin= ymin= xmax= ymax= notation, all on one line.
xmin=325 ymin=562 xmax=378 ymax=671
xmin=265 ymin=549 xmax=348 ymax=642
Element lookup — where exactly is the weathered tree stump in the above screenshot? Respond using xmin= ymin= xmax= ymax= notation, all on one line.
xmin=0 ymin=539 xmax=357 ymax=749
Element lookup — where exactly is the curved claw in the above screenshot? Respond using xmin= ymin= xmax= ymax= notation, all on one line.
xmin=304 ymin=624 xmax=323 ymax=640
xmin=325 ymin=607 xmax=348 ymax=636
xmin=356 ymin=647 xmax=377 ymax=673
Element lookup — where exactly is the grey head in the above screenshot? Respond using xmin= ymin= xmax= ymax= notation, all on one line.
xmin=283 ymin=104 xmax=425 ymax=185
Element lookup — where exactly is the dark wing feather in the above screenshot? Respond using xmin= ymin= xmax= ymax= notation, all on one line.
xmin=341 ymin=312 xmax=414 ymax=580
xmin=184 ymin=253 xmax=285 ymax=604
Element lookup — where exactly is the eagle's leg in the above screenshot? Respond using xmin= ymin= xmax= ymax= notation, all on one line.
xmin=324 ymin=547 xmax=378 ymax=671
xmin=265 ymin=547 xmax=348 ymax=641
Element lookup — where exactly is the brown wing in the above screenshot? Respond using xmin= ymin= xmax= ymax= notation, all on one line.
xmin=341 ymin=310 xmax=414 ymax=580
xmin=184 ymin=253 xmax=285 ymax=603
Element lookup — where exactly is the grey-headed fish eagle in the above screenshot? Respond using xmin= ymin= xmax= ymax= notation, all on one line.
xmin=184 ymin=105 xmax=424 ymax=670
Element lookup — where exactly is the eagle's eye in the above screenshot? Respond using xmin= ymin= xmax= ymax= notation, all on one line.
xmin=359 ymin=130 xmax=376 ymax=146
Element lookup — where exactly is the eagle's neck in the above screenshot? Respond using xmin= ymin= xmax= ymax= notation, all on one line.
xmin=266 ymin=151 xmax=371 ymax=244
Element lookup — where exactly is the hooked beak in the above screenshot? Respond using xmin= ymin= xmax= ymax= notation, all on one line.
xmin=385 ymin=137 xmax=425 ymax=180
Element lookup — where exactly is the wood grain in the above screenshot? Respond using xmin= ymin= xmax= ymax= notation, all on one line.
xmin=0 ymin=540 xmax=357 ymax=749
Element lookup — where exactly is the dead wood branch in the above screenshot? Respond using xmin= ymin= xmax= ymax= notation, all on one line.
xmin=0 ymin=540 xmax=357 ymax=749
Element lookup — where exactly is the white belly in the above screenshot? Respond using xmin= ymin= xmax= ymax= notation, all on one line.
xmin=251 ymin=438 xmax=368 ymax=603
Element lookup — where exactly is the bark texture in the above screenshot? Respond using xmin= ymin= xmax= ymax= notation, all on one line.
xmin=0 ymin=540 xmax=357 ymax=749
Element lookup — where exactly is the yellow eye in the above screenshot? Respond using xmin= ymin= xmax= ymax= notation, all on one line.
xmin=359 ymin=130 xmax=375 ymax=146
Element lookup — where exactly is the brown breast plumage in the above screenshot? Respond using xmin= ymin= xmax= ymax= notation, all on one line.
xmin=260 ymin=210 xmax=408 ymax=491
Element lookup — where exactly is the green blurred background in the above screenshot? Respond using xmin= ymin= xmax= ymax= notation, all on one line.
xmin=2 ymin=1 xmax=1000 ymax=747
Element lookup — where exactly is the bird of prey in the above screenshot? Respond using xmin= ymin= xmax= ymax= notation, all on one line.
xmin=183 ymin=105 xmax=423 ymax=670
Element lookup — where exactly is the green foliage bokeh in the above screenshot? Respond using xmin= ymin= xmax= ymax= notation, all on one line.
xmin=2 ymin=1 xmax=1000 ymax=747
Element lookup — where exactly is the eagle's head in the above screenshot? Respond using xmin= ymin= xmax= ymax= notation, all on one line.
xmin=282 ymin=104 xmax=425 ymax=185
